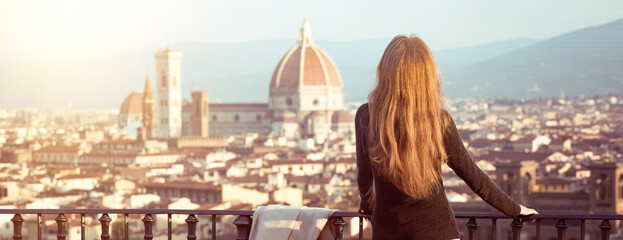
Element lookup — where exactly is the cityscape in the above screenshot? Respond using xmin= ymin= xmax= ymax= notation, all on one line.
xmin=1 ymin=2 xmax=623 ymax=240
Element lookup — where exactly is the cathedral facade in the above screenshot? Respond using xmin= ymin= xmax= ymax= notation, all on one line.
xmin=208 ymin=15 xmax=355 ymax=142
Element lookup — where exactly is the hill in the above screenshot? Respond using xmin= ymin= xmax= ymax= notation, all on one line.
xmin=443 ymin=18 xmax=623 ymax=98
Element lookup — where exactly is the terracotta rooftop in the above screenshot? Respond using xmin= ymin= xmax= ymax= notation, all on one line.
xmin=270 ymin=17 xmax=342 ymax=90
xmin=36 ymin=145 xmax=81 ymax=153
xmin=141 ymin=182 xmax=221 ymax=191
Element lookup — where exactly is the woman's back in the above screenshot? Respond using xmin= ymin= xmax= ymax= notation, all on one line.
xmin=356 ymin=35 xmax=536 ymax=239
xmin=356 ymin=103 xmax=521 ymax=239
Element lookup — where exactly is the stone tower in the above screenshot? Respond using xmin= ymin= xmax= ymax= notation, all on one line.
xmin=154 ymin=48 xmax=182 ymax=138
xmin=191 ymin=91 xmax=209 ymax=137
xmin=588 ymin=162 xmax=623 ymax=214
xmin=494 ymin=160 xmax=538 ymax=205
xmin=142 ymin=73 xmax=156 ymax=139
xmin=586 ymin=162 xmax=623 ymax=238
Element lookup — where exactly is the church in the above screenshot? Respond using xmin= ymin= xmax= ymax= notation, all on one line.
xmin=119 ymin=15 xmax=355 ymax=143
xmin=209 ymin=15 xmax=355 ymax=143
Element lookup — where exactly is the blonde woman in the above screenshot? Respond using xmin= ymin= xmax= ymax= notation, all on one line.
xmin=355 ymin=35 xmax=538 ymax=239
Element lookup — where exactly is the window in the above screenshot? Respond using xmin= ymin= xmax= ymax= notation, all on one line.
xmin=286 ymin=98 xmax=293 ymax=106
xmin=234 ymin=115 xmax=240 ymax=122
xmin=212 ymin=115 xmax=217 ymax=122
xmin=161 ymin=76 xmax=166 ymax=87
xmin=256 ymin=114 xmax=262 ymax=122
xmin=313 ymin=99 xmax=319 ymax=106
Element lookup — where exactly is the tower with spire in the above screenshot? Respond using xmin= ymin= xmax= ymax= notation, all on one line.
xmin=142 ymin=73 xmax=156 ymax=139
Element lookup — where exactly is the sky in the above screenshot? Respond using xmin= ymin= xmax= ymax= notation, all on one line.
xmin=1 ymin=0 xmax=622 ymax=62
xmin=0 ymin=0 xmax=622 ymax=108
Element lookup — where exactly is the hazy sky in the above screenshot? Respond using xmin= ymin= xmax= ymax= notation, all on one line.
xmin=1 ymin=0 xmax=622 ymax=62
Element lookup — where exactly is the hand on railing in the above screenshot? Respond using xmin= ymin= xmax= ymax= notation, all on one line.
xmin=358 ymin=208 xmax=372 ymax=222
xmin=519 ymin=204 xmax=538 ymax=217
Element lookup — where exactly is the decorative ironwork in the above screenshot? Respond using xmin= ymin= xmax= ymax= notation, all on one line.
xmin=0 ymin=209 xmax=622 ymax=240
xmin=55 ymin=214 xmax=68 ymax=240
xmin=333 ymin=217 xmax=346 ymax=240
xmin=233 ymin=215 xmax=252 ymax=240
xmin=142 ymin=214 xmax=155 ymax=240
xmin=556 ymin=219 xmax=568 ymax=240
xmin=185 ymin=214 xmax=199 ymax=240
xmin=98 ymin=213 xmax=112 ymax=240
xmin=11 ymin=214 xmax=24 ymax=240
xmin=466 ymin=218 xmax=478 ymax=240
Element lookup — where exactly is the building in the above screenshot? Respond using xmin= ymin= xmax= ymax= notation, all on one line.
xmin=191 ymin=91 xmax=209 ymax=137
xmin=155 ymin=48 xmax=183 ymax=138
xmin=79 ymin=152 xmax=182 ymax=166
xmin=0 ymin=146 xmax=32 ymax=163
xmin=207 ymin=15 xmax=354 ymax=142
xmin=33 ymin=144 xmax=84 ymax=165
xmin=142 ymin=73 xmax=156 ymax=139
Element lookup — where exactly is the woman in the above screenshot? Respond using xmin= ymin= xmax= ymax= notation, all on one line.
xmin=355 ymin=35 xmax=538 ymax=240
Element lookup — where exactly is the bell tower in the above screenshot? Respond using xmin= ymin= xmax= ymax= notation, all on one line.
xmin=154 ymin=47 xmax=182 ymax=138
xmin=588 ymin=162 xmax=623 ymax=214
xmin=494 ymin=160 xmax=538 ymax=205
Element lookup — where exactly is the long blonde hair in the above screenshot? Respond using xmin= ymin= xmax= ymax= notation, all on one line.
xmin=368 ymin=35 xmax=448 ymax=200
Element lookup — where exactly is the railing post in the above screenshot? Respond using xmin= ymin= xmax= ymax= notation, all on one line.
xmin=186 ymin=214 xmax=198 ymax=240
xmin=168 ymin=214 xmax=172 ymax=240
xmin=142 ymin=214 xmax=155 ymax=240
xmin=37 ymin=213 xmax=42 ymax=240
xmin=556 ymin=219 xmax=567 ymax=240
xmin=11 ymin=214 xmax=24 ymax=240
xmin=333 ymin=217 xmax=346 ymax=240
xmin=510 ymin=218 xmax=523 ymax=240
xmin=580 ymin=219 xmax=585 ymax=240
xmin=233 ymin=215 xmax=252 ymax=240
xmin=466 ymin=218 xmax=478 ymax=240
xmin=99 ymin=213 xmax=112 ymax=240
xmin=55 ymin=213 xmax=68 ymax=240
xmin=536 ymin=219 xmax=541 ymax=240
xmin=81 ymin=214 xmax=85 ymax=240
xmin=600 ymin=219 xmax=612 ymax=240
xmin=491 ymin=218 xmax=497 ymax=240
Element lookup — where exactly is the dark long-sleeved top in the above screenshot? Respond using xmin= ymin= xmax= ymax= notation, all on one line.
xmin=355 ymin=103 xmax=521 ymax=240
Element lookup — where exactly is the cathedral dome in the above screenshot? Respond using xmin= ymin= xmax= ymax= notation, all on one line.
xmin=120 ymin=91 xmax=143 ymax=115
xmin=270 ymin=15 xmax=342 ymax=90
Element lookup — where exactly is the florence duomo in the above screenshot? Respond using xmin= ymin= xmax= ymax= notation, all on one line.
xmin=119 ymin=15 xmax=355 ymax=144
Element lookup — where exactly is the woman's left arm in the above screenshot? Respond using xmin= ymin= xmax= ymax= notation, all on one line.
xmin=356 ymin=104 xmax=375 ymax=214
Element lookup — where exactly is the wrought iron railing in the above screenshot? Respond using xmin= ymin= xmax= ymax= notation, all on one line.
xmin=0 ymin=209 xmax=619 ymax=240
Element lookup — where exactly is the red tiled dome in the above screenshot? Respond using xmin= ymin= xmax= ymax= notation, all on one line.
xmin=270 ymin=16 xmax=342 ymax=90
xmin=120 ymin=91 xmax=143 ymax=115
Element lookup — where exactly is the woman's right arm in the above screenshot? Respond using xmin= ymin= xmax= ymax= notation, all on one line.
xmin=443 ymin=112 xmax=522 ymax=217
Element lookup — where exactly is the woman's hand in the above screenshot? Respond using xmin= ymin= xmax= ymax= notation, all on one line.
xmin=519 ymin=204 xmax=538 ymax=216
xmin=358 ymin=208 xmax=372 ymax=222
